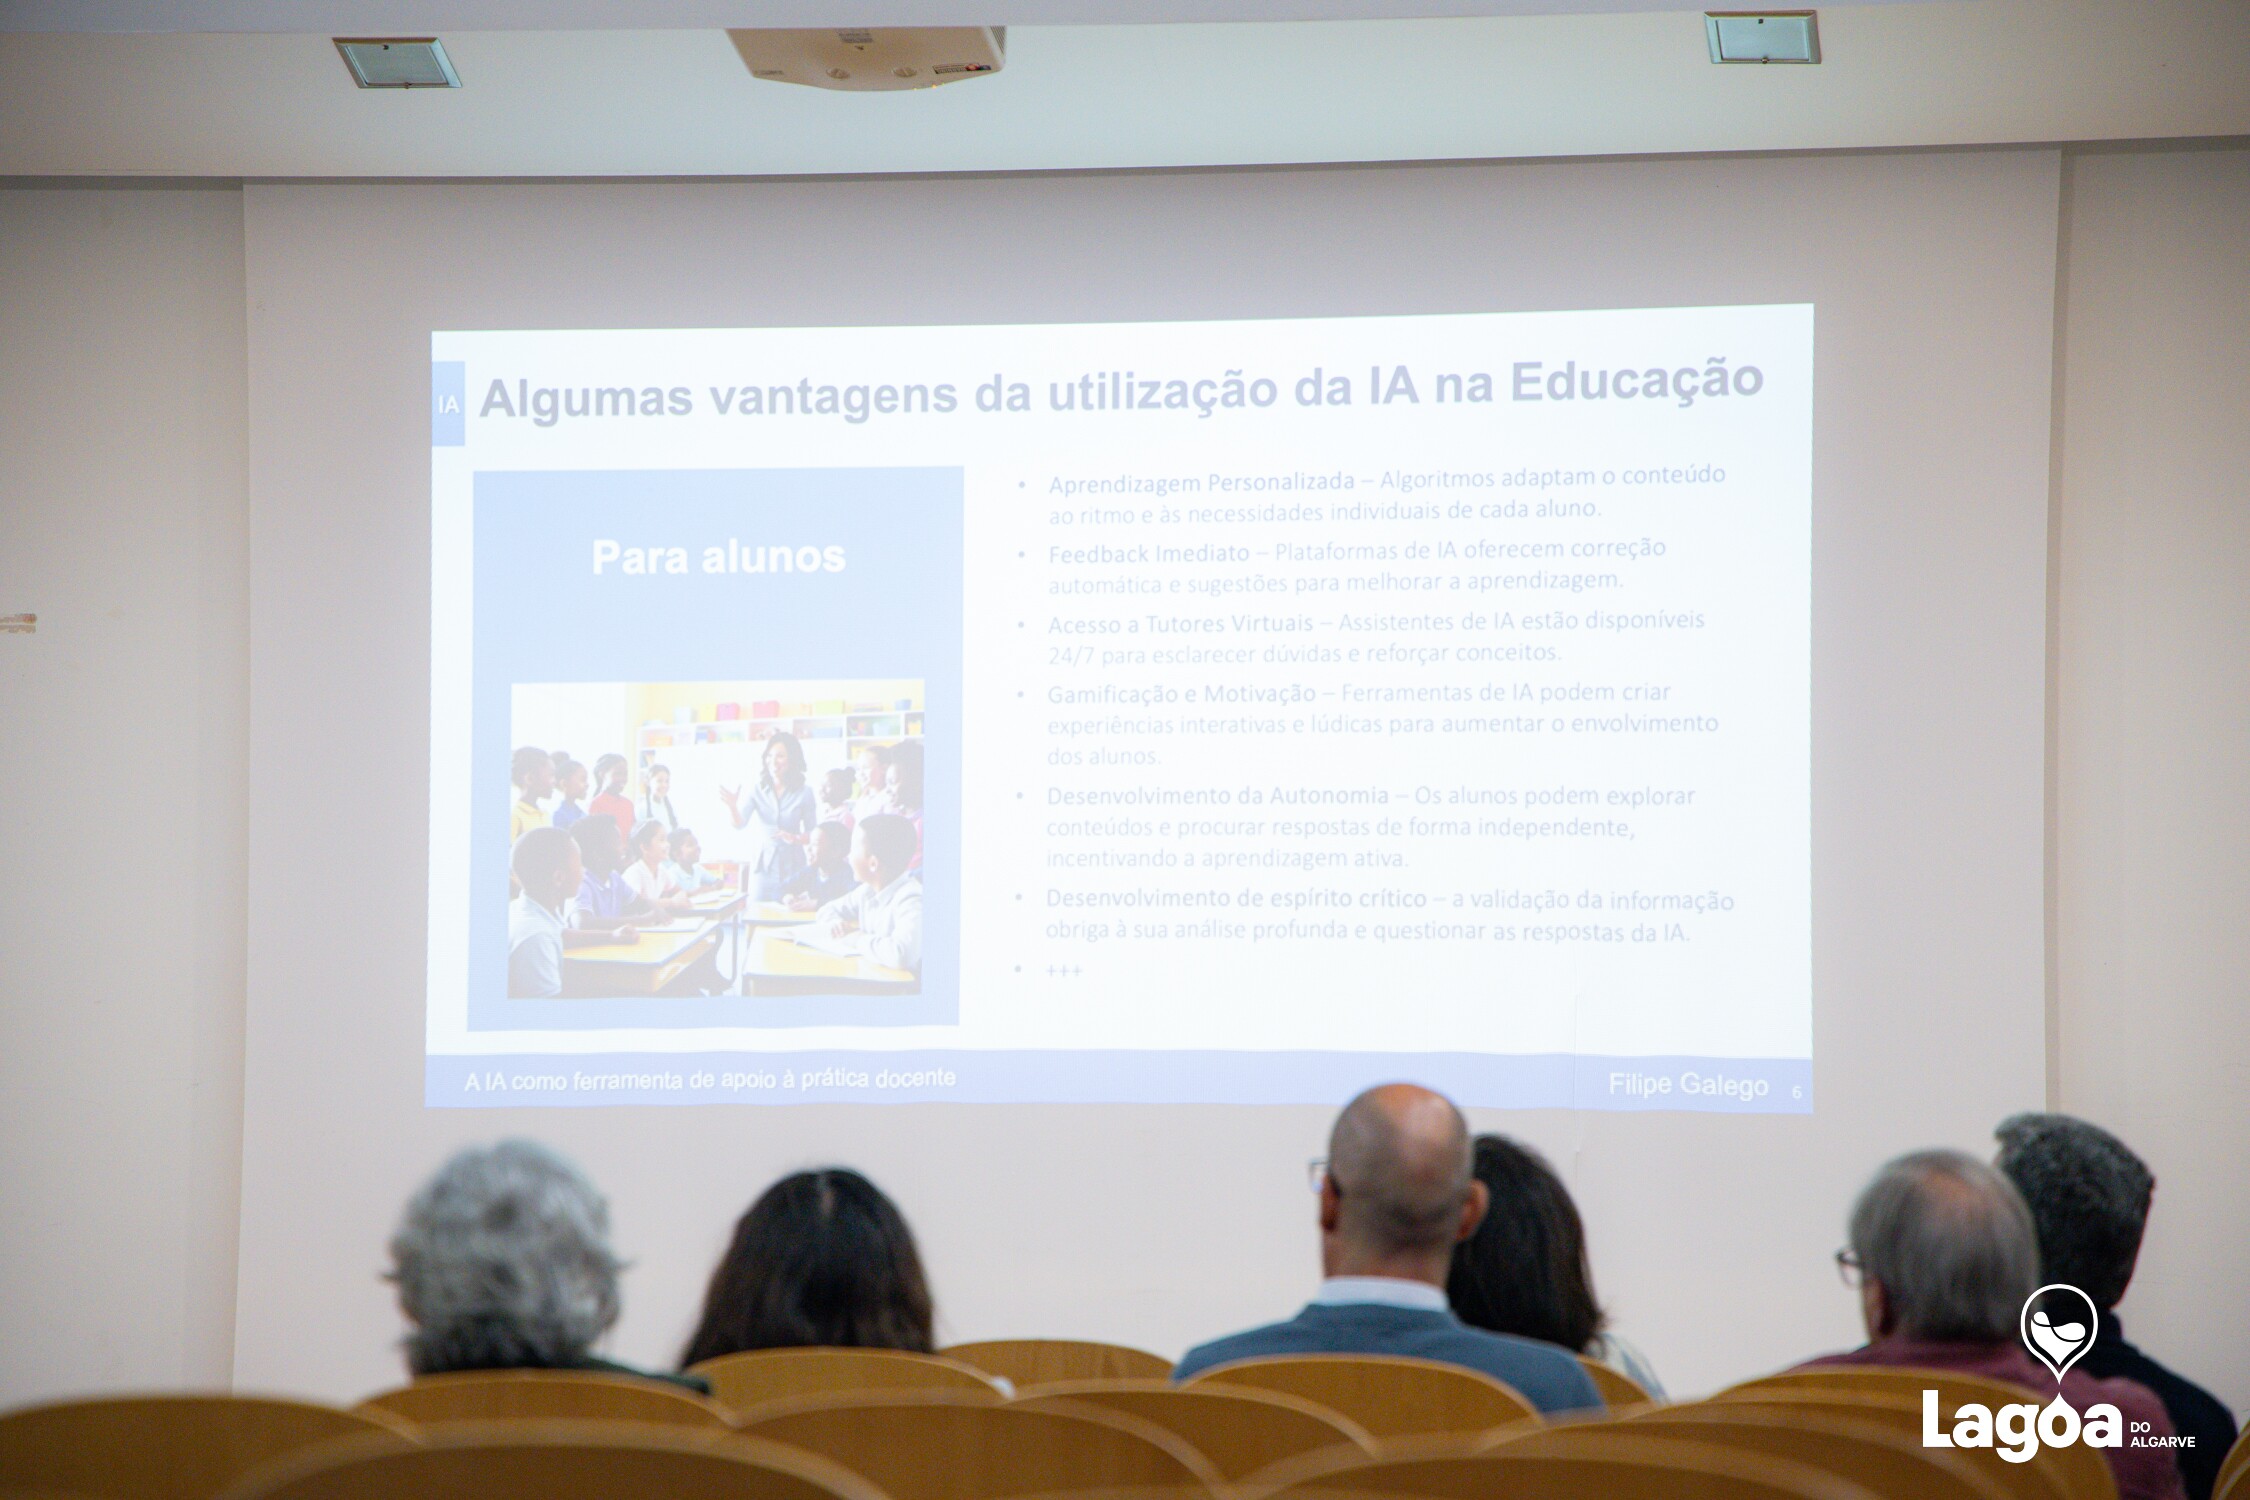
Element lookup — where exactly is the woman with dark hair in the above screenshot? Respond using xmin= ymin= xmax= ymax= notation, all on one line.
xmin=681 ymin=1168 xmax=935 ymax=1366
xmin=719 ymin=731 xmax=817 ymax=900
xmin=1446 ymin=1133 xmax=1664 ymax=1397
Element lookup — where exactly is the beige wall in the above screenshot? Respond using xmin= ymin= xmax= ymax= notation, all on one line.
xmin=2053 ymin=145 xmax=2250 ymax=1413
xmin=0 ymin=187 xmax=248 ymax=1408
xmin=0 ymin=143 xmax=2244 ymax=1415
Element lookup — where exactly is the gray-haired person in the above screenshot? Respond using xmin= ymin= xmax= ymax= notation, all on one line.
xmin=1998 ymin=1114 xmax=2237 ymax=1500
xmin=1795 ymin=1149 xmax=2183 ymax=1500
xmin=387 ymin=1140 xmax=707 ymax=1391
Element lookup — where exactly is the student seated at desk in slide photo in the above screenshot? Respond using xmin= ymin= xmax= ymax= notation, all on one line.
xmin=623 ymin=820 xmax=695 ymax=919
xmin=852 ymin=743 xmax=897 ymax=824
xmin=666 ymin=827 xmax=724 ymax=896
xmin=807 ymin=813 xmax=923 ymax=974
xmin=816 ymin=767 xmax=858 ymax=832
xmin=568 ymin=816 xmax=652 ymax=938
xmin=783 ymin=822 xmax=857 ymax=911
xmin=508 ymin=826 xmax=634 ymax=998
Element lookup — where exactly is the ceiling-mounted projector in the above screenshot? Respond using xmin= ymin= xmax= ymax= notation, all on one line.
xmin=728 ymin=27 xmax=1005 ymax=91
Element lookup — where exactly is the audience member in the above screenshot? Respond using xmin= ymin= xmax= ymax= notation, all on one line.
xmin=681 ymin=1168 xmax=934 ymax=1365
xmin=387 ymin=1140 xmax=705 ymax=1390
xmin=1448 ymin=1133 xmax=1664 ymax=1397
xmin=1172 ymin=1084 xmax=1601 ymax=1413
xmin=1799 ymin=1149 xmax=2183 ymax=1500
xmin=1997 ymin=1114 xmax=2237 ymax=1500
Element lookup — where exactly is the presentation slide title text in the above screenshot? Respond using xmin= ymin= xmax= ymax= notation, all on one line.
xmin=474 ymin=356 xmax=1769 ymax=430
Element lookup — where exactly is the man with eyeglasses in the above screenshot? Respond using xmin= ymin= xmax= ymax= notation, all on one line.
xmin=1798 ymin=1149 xmax=2184 ymax=1500
xmin=1171 ymin=1082 xmax=1602 ymax=1414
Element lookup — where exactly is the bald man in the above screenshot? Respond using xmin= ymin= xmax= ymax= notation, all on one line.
xmin=1172 ymin=1084 xmax=1602 ymax=1413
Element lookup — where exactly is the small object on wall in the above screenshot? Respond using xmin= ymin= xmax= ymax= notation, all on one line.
xmin=1 ymin=613 xmax=34 ymax=635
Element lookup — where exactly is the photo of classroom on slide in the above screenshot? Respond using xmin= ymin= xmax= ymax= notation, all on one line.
xmin=506 ymin=679 xmax=928 ymax=1002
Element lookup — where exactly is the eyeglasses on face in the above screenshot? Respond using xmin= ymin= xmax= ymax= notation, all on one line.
xmin=1835 ymin=1247 xmax=1867 ymax=1288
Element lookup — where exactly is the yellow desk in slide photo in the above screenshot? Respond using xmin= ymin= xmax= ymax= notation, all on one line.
xmin=740 ymin=928 xmax=917 ymax=997
xmin=561 ymin=926 xmax=717 ymax=997
xmin=740 ymin=901 xmax=818 ymax=928
xmin=561 ymin=893 xmax=744 ymax=997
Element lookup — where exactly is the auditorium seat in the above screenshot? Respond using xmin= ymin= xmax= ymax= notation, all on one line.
xmin=1723 ymin=1370 xmax=2116 ymax=1500
xmin=1705 ymin=1391 xmax=2076 ymax=1500
xmin=211 ymin=1420 xmax=883 ymax=1500
xmin=1575 ymin=1357 xmax=1655 ymax=1408
xmin=1013 ymin=1378 xmax=1376 ymax=1482
xmin=355 ymin=1370 xmax=730 ymax=1428
xmin=2213 ymin=1428 xmax=2250 ymax=1500
xmin=1725 ymin=1367 xmax=2050 ymax=1419
xmin=943 ymin=1338 xmax=1173 ymax=1386
xmin=1615 ymin=1402 xmax=2009 ymax=1500
xmin=1249 ymin=1428 xmax=1879 ymax=1500
xmin=687 ymin=1347 xmax=1003 ymax=1415
xmin=732 ymin=1387 xmax=1220 ymax=1499
xmin=1186 ymin=1354 xmax=1539 ymax=1440
xmin=0 ymin=1394 xmax=414 ymax=1500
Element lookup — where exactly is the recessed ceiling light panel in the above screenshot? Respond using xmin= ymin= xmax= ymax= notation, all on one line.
xmin=1705 ymin=11 xmax=1821 ymax=64
xmin=334 ymin=37 xmax=462 ymax=89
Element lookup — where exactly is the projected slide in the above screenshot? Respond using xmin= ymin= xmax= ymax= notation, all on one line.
xmin=428 ymin=306 xmax=1811 ymax=1111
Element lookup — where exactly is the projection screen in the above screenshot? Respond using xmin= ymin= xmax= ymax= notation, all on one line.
xmin=237 ymin=150 xmax=2058 ymax=1400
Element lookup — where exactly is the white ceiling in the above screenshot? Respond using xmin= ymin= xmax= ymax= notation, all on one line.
xmin=0 ymin=0 xmax=1919 ymax=27
xmin=1 ymin=1 xmax=2245 ymax=179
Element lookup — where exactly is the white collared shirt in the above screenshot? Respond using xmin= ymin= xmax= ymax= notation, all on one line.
xmin=815 ymin=870 xmax=923 ymax=973
xmin=507 ymin=893 xmax=566 ymax=998
xmin=1310 ymin=1277 xmax=1451 ymax=1312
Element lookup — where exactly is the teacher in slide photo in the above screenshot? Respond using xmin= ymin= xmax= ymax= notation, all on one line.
xmin=720 ymin=730 xmax=816 ymax=900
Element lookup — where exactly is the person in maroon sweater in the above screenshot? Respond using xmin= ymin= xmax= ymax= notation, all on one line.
xmin=1795 ymin=1149 xmax=2184 ymax=1500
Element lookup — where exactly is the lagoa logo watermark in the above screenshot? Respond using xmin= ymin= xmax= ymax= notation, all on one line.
xmin=1922 ymin=1285 xmax=2127 ymax=1463
xmin=2022 ymin=1283 xmax=2099 ymax=1382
